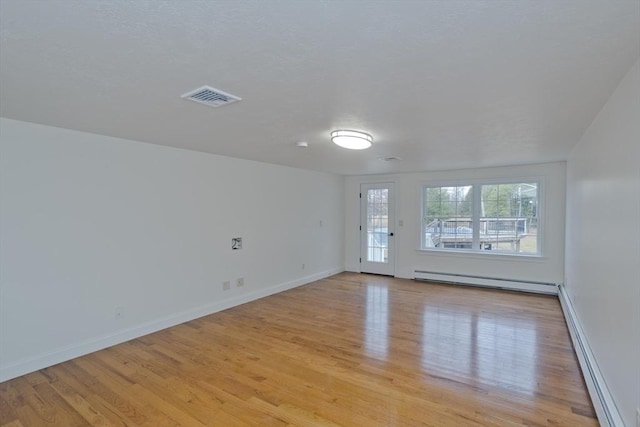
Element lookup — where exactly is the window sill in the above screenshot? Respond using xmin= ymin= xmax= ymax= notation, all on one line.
xmin=415 ymin=248 xmax=547 ymax=262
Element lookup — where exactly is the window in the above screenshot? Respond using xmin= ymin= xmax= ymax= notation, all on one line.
xmin=424 ymin=185 xmax=473 ymax=249
xmin=422 ymin=181 xmax=539 ymax=255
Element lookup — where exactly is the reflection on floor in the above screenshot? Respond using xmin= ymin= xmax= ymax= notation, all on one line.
xmin=0 ymin=272 xmax=597 ymax=426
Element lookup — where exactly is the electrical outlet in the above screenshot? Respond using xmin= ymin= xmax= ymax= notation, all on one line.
xmin=236 ymin=277 xmax=244 ymax=287
xmin=223 ymin=281 xmax=231 ymax=291
xmin=115 ymin=306 xmax=123 ymax=320
xmin=302 ymin=263 xmax=305 ymax=270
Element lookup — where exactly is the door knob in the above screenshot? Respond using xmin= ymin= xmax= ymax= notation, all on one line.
xmin=389 ymin=232 xmax=394 ymax=236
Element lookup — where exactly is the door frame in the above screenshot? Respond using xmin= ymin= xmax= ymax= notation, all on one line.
xmin=360 ymin=182 xmax=396 ymax=276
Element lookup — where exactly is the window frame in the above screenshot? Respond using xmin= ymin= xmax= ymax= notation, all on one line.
xmin=419 ymin=177 xmax=543 ymax=257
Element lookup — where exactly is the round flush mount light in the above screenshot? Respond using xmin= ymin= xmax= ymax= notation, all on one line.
xmin=330 ymin=130 xmax=373 ymax=150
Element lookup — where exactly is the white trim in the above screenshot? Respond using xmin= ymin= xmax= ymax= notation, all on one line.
xmin=360 ymin=182 xmax=396 ymax=276
xmin=558 ymin=285 xmax=625 ymax=427
xmin=414 ymin=270 xmax=558 ymax=294
xmin=419 ymin=177 xmax=543 ymax=256
xmin=0 ymin=267 xmax=343 ymax=382
xmin=415 ymin=248 xmax=546 ymax=262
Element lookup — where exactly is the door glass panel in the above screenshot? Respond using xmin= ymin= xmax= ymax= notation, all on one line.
xmin=367 ymin=188 xmax=389 ymax=263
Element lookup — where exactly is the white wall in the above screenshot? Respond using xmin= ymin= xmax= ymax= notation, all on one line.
xmin=345 ymin=162 xmax=566 ymax=284
xmin=0 ymin=118 xmax=345 ymax=381
xmin=565 ymin=59 xmax=640 ymax=427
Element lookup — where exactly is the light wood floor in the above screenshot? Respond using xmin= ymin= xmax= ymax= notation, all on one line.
xmin=1 ymin=273 xmax=597 ymax=426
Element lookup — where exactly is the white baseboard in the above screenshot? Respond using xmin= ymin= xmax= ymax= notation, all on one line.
xmin=414 ymin=270 xmax=558 ymax=295
xmin=0 ymin=267 xmax=343 ymax=383
xmin=558 ymin=285 xmax=624 ymax=427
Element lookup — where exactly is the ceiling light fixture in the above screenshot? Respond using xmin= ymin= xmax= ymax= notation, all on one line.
xmin=331 ymin=130 xmax=373 ymax=150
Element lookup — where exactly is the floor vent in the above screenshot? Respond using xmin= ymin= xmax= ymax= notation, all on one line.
xmin=181 ymin=85 xmax=241 ymax=108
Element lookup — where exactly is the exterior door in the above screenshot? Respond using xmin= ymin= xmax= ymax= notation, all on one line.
xmin=360 ymin=183 xmax=395 ymax=276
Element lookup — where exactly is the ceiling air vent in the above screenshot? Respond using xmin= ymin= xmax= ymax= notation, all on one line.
xmin=181 ymin=85 xmax=241 ymax=108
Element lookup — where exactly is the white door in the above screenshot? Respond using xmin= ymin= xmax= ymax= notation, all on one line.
xmin=360 ymin=183 xmax=395 ymax=276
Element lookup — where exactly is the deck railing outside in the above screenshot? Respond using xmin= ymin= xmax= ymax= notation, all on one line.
xmin=425 ymin=217 xmax=530 ymax=250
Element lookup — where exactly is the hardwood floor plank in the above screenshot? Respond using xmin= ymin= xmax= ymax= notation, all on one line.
xmin=43 ymin=369 xmax=117 ymax=427
xmin=58 ymin=361 xmax=149 ymax=426
xmin=1 ymin=273 xmax=598 ymax=426
xmin=0 ymin=393 xmax=19 ymax=425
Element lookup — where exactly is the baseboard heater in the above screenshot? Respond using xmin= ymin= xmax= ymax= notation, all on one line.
xmin=414 ymin=270 xmax=558 ymax=295
xmin=558 ymin=285 xmax=624 ymax=427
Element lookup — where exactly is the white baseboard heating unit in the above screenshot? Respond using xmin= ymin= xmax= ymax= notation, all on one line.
xmin=558 ymin=285 xmax=624 ymax=427
xmin=414 ymin=270 xmax=558 ymax=295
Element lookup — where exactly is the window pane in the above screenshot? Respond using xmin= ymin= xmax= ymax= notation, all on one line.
xmin=480 ymin=183 xmax=538 ymax=254
xmin=367 ymin=188 xmax=389 ymax=263
xmin=423 ymin=185 xmax=473 ymax=250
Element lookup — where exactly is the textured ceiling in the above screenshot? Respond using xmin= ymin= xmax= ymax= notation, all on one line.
xmin=1 ymin=0 xmax=639 ymax=175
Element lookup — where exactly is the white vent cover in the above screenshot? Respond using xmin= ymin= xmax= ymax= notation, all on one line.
xmin=181 ymin=85 xmax=241 ymax=108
